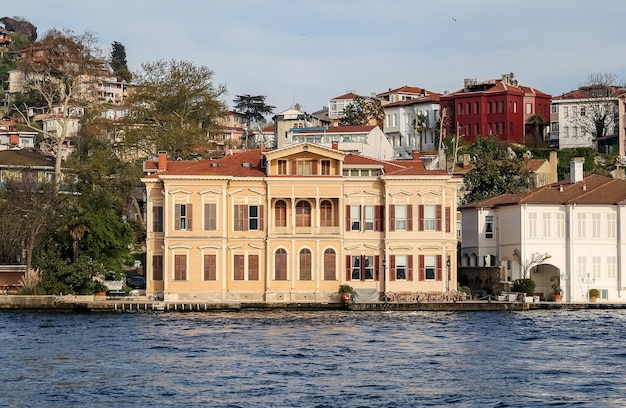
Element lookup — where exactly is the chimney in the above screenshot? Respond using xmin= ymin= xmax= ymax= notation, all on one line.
xmin=158 ymin=151 xmax=167 ymax=171
xmin=412 ymin=151 xmax=421 ymax=161
xmin=332 ymin=141 xmax=339 ymax=150
xmin=570 ymin=157 xmax=584 ymax=183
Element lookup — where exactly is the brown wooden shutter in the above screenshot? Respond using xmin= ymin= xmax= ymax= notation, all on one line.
xmin=204 ymin=254 xmax=216 ymax=280
xmin=436 ymin=255 xmax=443 ymax=281
xmin=291 ymin=160 xmax=297 ymax=175
xmin=419 ymin=255 xmax=425 ymax=281
xmin=374 ymin=255 xmax=380 ymax=281
xmin=345 ymin=255 xmax=351 ymax=281
xmin=186 ymin=204 xmax=192 ymax=230
xmin=205 ymin=204 xmax=216 ymax=230
xmin=445 ymin=207 xmax=451 ymax=233
xmin=324 ymin=250 xmax=336 ymax=281
xmin=390 ymin=255 xmax=396 ymax=281
xmin=234 ymin=254 xmax=245 ymax=280
xmin=389 ymin=205 xmax=396 ymax=232
xmin=375 ymin=205 xmax=384 ymax=231
xmin=153 ymin=206 xmax=163 ymax=232
xmin=248 ymin=254 xmax=259 ymax=280
xmin=259 ymin=205 xmax=264 ymax=230
xmin=418 ymin=205 xmax=424 ymax=231
xmin=175 ymin=204 xmax=181 ymax=230
xmin=407 ymin=204 xmax=413 ymax=231
xmin=153 ymin=255 xmax=163 ymax=281
xmin=436 ymin=205 xmax=442 ymax=231
xmin=312 ymin=160 xmax=318 ymax=175
xmin=360 ymin=255 xmax=366 ymax=281
xmin=407 ymin=255 xmax=414 ymax=281
xmin=174 ymin=254 xmax=186 ymax=280
xmin=345 ymin=205 xmax=351 ymax=231
xmin=234 ymin=205 xmax=241 ymax=231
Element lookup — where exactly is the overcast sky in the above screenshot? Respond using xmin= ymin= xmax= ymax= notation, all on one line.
xmin=6 ymin=1 xmax=626 ymax=113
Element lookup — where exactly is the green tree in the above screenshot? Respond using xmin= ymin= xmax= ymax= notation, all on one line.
xmin=233 ymin=94 xmax=275 ymax=127
xmin=340 ymin=96 xmax=384 ymax=127
xmin=123 ymin=59 xmax=228 ymax=159
xmin=463 ymin=136 xmax=532 ymax=203
xmin=110 ymin=41 xmax=132 ymax=82
xmin=525 ymin=114 xmax=546 ymax=147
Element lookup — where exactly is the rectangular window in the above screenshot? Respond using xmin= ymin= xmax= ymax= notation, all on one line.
xmin=277 ymin=159 xmax=287 ymax=175
xmin=364 ymin=206 xmax=375 ymax=231
xmin=204 ymin=254 xmax=216 ymax=280
xmin=550 ymin=122 xmax=559 ymax=132
xmin=297 ymin=160 xmax=311 ymax=175
xmin=563 ymin=106 xmax=569 ymax=118
xmin=174 ymin=254 xmax=186 ymax=280
xmin=153 ymin=255 xmax=163 ymax=281
xmin=396 ymin=255 xmax=407 ymax=280
xmin=592 ymin=256 xmax=602 ymax=280
xmin=204 ymin=203 xmax=217 ymax=230
xmin=551 ymin=104 xmax=557 ymax=114
xmin=175 ymin=203 xmax=192 ymax=231
xmin=395 ymin=205 xmax=407 ymax=231
xmin=351 ymin=256 xmax=361 ymax=280
xmin=543 ymin=213 xmax=551 ymax=238
xmin=234 ymin=254 xmax=245 ymax=280
xmin=152 ymin=206 xmax=163 ymax=232
xmin=577 ymin=255 xmax=586 ymax=280
xmin=364 ymin=256 xmax=374 ymax=280
xmin=528 ymin=213 xmax=537 ymax=238
xmin=234 ymin=205 xmax=263 ymax=231
xmin=607 ymin=213 xmax=616 ymax=239
xmin=608 ymin=256 xmax=617 ymax=279
xmin=577 ymin=213 xmax=586 ymax=238
xmin=350 ymin=205 xmax=361 ymax=231
xmin=556 ymin=213 xmax=565 ymax=238
xmin=321 ymin=160 xmax=331 ymax=175
xmin=424 ymin=205 xmax=436 ymax=231
xmin=485 ymin=215 xmax=494 ymax=238
xmin=424 ymin=255 xmax=436 ymax=280
xmin=526 ymin=103 xmax=532 ymax=114
xmin=592 ymin=213 xmax=601 ymax=239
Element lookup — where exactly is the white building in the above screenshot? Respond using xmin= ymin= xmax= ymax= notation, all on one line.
xmin=460 ymin=159 xmax=626 ymax=302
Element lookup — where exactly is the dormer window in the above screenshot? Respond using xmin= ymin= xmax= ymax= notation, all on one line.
xmin=277 ymin=159 xmax=287 ymax=175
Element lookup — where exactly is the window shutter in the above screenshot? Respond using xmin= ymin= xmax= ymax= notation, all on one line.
xmin=407 ymin=255 xmax=414 ymax=281
xmin=345 ymin=205 xmax=351 ymax=231
xmin=360 ymin=255 xmax=366 ymax=282
xmin=445 ymin=207 xmax=451 ymax=233
xmin=205 ymin=204 xmax=216 ymax=230
xmin=312 ymin=160 xmax=318 ymax=175
xmin=234 ymin=255 xmax=245 ymax=280
xmin=259 ymin=205 xmax=264 ymax=230
xmin=234 ymin=205 xmax=241 ymax=231
xmin=153 ymin=206 xmax=163 ymax=232
xmin=175 ymin=204 xmax=181 ymax=230
xmin=436 ymin=205 xmax=442 ymax=231
xmin=204 ymin=254 xmax=216 ymax=280
xmin=248 ymin=254 xmax=259 ymax=280
xmin=389 ymin=205 xmax=395 ymax=232
xmin=291 ymin=160 xmax=297 ymax=175
xmin=375 ymin=205 xmax=384 ymax=231
xmin=418 ymin=205 xmax=424 ymax=231
xmin=436 ymin=255 xmax=443 ymax=281
xmin=390 ymin=255 xmax=396 ymax=281
xmin=187 ymin=204 xmax=193 ymax=230
xmin=419 ymin=255 xmax=425 ymax=281
xmin=374 ymin=255 xmax=380 ymax=281
xmin=407 ymin=204 xmax=413 ymax=231
xmin=345 ymin=255 xmax=351 ymax=281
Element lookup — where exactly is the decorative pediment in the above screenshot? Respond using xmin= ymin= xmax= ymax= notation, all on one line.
xmin=199 ymin=244 xmax=221 ymax=250
xmin=169 ymin=189 xmax=192 ymax=195
xmin=198 ymin=188 xmax=221 ymax=195
xmin=264 ymin=142 xmax=347 ymax=162
xmin=169 ymin=244 xmax=192 ymax=250
xmin=416 ymin=190 xmax=442 ymax=197
xmin=389 ymin=189 xmax=413 ymax=197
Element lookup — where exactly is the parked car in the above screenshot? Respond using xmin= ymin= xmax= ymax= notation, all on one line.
xmin=126 ymin=275 xmax=146 ymax=290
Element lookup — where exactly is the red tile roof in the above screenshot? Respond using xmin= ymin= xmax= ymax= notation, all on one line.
xmin=296 ymin=125 xmax=376 ymax=134
xmin=461 ymin=174 xmax=626 ymax=208
xmin=331 ymin=92 xmax=361 ymax=100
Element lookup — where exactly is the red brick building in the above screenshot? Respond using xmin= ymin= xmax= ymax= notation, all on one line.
xmin=439 ymin=74 xmax=551 ymax=144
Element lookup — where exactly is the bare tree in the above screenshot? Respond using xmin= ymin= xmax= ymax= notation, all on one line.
xmin=569 ymin=72 xmax=624 ymax=145
xmin=11 ymin=28 xmax=105 ymax=190
xmin=513 ymin=249 xmax=551 ymax=279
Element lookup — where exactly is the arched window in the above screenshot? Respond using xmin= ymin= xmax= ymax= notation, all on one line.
xmin=299 ymin=248 xmax=312 ymax=280
xmin=296 ymin=201 xmax=311 ymax=227
xmin=275 ymin=200 xmax=287 ymax=227
xmin=320 ymin=200 xmax=333 ymax=227
xmin=323 ymin=248 xmax=336 ymax=280
xmin=274 ymin=248 xmax=287 ymax=280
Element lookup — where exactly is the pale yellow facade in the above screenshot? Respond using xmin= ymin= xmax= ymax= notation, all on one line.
xmin=142 ymin=143 xmax=462 ymax=302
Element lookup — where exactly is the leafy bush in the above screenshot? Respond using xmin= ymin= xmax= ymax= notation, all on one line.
xmin=512 ymin=278 xmax=535 ymax=296
xmin=589 ymin=288 xmax=600 ymax=298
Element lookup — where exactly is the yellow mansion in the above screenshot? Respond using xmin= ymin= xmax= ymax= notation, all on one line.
xmin=142 ymin=143 xmax=462 ymax=302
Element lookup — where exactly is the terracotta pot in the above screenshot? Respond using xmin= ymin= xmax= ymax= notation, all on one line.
xmin=590 ymin=296 xmax=597 ymax=303
xmin=96 ymin=292 xmax=106 ymax=297
xmin=340 ymin=292 xmax=351 ymax=304
xmin=552 ymin=294 xmax=563 ymax=302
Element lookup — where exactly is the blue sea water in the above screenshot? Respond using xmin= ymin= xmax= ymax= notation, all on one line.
xmin=1 ymin=309 xmax=625 ymax=407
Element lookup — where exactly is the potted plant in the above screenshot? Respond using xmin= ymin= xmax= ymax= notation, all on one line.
xmin=589 ymin=288 xmax=600 ymax=303
xmin=338 ymin=284 xmax=354 ymax=304
xmin=550 ymin=273 xmax=563 ymax=302
xmin=512 ymin=278 xmax=535 ymax=300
